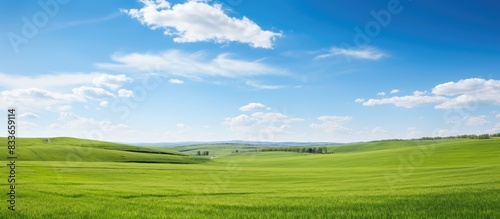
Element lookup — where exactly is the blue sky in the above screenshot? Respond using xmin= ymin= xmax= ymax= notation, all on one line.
xmin=1 ymin=0 xmax=499 ymax=143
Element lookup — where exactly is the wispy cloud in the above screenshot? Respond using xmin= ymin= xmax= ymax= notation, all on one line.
xmin=18 ymin=112 xmax=40 ymax=119
xmin=465 ymin=115 xmax=489 ymax=126
xmin=97 ymin=50 xmax=283 ymax=78
xmin=0 ymin=72 xmax=102 ymax=89
xmin=246 ymin=81 xmax=284 ymax=90
xmin=315 ymin=47 xmax=387 ymax=60
xmin=48 ymin=12 xmax=122 ymax=32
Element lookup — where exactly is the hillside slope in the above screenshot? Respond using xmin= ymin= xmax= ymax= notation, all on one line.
xmin=0 ymin=137 xmax=208 ymax=164
xmin=212 ymin=138 xmax=500 ymax=168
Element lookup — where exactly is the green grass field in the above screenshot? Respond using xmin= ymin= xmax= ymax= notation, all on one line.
xmin=1 ymin=137 xmax=207 ymax=164
xmin=1 ymin=137 xmax=499 ymax=218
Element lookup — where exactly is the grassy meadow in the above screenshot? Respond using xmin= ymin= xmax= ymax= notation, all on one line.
xmin=1 ymin=137 xmax=499 ymax=218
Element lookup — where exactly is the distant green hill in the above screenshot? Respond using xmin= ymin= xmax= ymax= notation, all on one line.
xmin=210 ymin=138 xmax=500 ymax=168
xmin=0 ymin=137 xmax=208 ymax=164
xmin=2 ymin=137 xmax=498 ymax=166
xmin=172 ymin=143 xmax=261 ymax=156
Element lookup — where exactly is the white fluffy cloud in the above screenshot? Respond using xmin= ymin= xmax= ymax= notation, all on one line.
xmin=0 ymin=73 xmax=133 ymax=111
xmin=316 ymin=47 xmax=386 ymax=60
xmin=2 ymin=88 xmax=121 ymax=112
xmin=433 ymin=78 xmax=487 ymax=96
xmin=168 ymin=79 xmax=184 ymax=84
xmin=93 ymin=74 xmax=132 ymax=90
xmin=362 ymin=95 xmax=448 ymax=108
xmin=433 ymin=78 xmax=500 ymax=109
xmin=354 ymin=98 xmax=365 ymax=103
xmin=1 ymin=88 xmax=76 ymax=110
xmin=390 ymin=89 xmax=400 ymax=94
xmin=239 ymin=103 xmax=270 ymax=111
xmin=123 ymin=0 xmax=282 ymax=49
xmin=358 ymin=78 xmax=500 ymax=109
xmin=72 ymin=86 xmax=116 ymax=101
xmin=377 ymin=92 xmax=386 ymax=96
xmin=309 ymin=116 xmax=352 ymax=133
xmin=118 ymin=89 xmax=134 ymax=98
xmin=98 ymin=50 xmax=282 ymax=78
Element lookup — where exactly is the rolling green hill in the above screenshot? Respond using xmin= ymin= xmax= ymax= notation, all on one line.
xmin=0 ymin=137 xmax=498 ymax=218
xmin=0 ymin=137 xmax=207 ymax=164
xmin=214 ymin=138 xmax=500 ymax=168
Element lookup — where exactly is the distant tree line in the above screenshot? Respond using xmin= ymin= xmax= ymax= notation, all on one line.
xmin=374 ymin=133 xmax=500 ymax=142
xmin=232 ymin=149 xmax=259 ymax=153
xmin=260 ymin=146 xmax=330 ymax=154
xmin=196 ymin=151 xmax=210 ymax=156
xmin=419 ymin=134 xmax=495 ymax=140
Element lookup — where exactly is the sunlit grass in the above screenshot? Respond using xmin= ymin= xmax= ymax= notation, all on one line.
xmin=0 ymin=138 xmax=498 ymax=218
